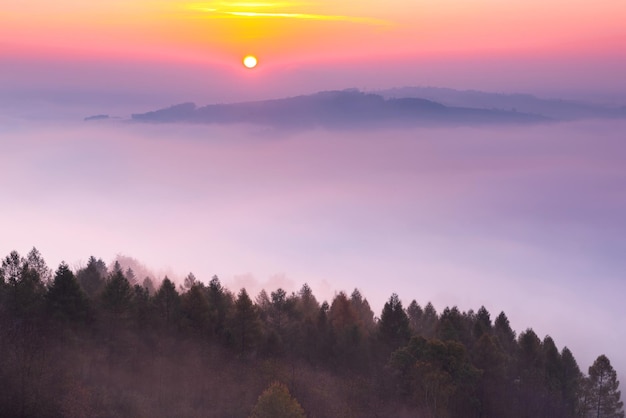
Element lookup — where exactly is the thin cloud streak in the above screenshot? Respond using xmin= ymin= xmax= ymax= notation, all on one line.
xmin=187 ymin=2 xmax=391 ymax=25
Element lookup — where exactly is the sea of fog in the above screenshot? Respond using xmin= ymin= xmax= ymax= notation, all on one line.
xmin=2 ymin=116 xmax=626 ymax=380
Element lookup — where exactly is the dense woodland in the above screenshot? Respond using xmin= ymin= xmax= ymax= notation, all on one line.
xmin=0 ymin=248 xmax=623 ymax=418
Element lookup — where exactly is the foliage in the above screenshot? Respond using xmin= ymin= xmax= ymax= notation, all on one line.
xmin=584 ymin=355 xmax=624 ymax=418
xmin=250 ymin=381 xmax=306 ymax=418
xmin=0 ymin=247 xmax=622 ymax=418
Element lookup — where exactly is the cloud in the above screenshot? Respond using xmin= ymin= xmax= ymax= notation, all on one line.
xmin=187 ymin=1 xmax=390 ymax=25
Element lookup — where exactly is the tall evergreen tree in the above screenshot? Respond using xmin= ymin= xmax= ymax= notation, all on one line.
xmin=296 ymin=283 xmax=319 ymax=321
xmin=101 ymin=263 xmax=132 ymax=318
xmin=585 ymin=355 xmax=624 ymax=418
xmin=207 ymin=275 xmax=230 ymax=336
xmin=154 ymin=277 xmax=180 ymax=330
xmin=232 ymin=288 xmax=261 ymax=356
xmin=406 ymin=300 xmax=423 ymax=334
xmin=494 ymin=311 xmax=517 ymax=355
xmin=351 ymin=289 xmax=375 ymax=332
xmin=180 ymin=282 xmax=209 ymax=336
xmin=473 ymin=305 xmax=492 ymax=339
xmin=142 ymin=276 xmax=156 ymax=296
xmin=379 ymin=293 xmax=410 ymax=349
xmin=0 ymin=250 xmax=46 ymax=317
xmin=561 ymin=347 xmax=583 ymax=416
xmin=76 ymin=256 xmax=107 ymax=299
xmin=437 ymin=306 xmax=467 ymax=343
xmin=26 ymin=247 xmax=52 ymax=285
xmin=46 ymin=262 xmax=90 ymax=324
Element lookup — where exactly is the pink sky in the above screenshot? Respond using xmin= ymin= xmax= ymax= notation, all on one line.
xmin=2 ymin=0 xmax=626 ymax=105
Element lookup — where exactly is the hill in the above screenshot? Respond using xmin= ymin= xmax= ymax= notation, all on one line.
xmin=131 ymin=89 xmax=549 ymax=128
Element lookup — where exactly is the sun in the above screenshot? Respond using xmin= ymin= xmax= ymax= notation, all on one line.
xmin=243 ymin=55 xmax=258 ymax=69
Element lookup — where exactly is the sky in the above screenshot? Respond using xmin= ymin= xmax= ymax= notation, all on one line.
xmin=2 ymin=0 xmax=626 ymax=379
xmin=2 ymin=0 xmax=626 ymax=108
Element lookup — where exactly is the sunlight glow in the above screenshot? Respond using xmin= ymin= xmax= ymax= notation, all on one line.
xmin=243 ymin=55 xmax=258 ymax=68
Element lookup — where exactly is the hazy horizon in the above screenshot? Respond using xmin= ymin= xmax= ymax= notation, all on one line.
xmin=3 ymin=116 xmax=626 ymax=382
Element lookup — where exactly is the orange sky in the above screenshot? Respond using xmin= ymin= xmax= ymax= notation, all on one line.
xmin=2 ymin=0 xmax=626 ymax=105
xmin=3 ymin=0 xmax=626 ymax=64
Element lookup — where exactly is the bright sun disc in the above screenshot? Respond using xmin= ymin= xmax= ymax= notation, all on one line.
xmin=243 ymin=55 xmax=258 ymax=69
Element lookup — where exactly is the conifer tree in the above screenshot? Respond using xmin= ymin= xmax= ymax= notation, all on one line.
xmin=379 ymin=293 xmax=410 ymax=348
xmin=232 ymin=288 xmax=261 ymax=356
xmin=154 ymin=277 xmax=180 ymax=329
xmin=101 ymin=263 xmax=132 ymax=316
xmin=586 ymin=355 xmax=624 ymax=418
xmin=46 ymin=262 xmax=90 ymax=324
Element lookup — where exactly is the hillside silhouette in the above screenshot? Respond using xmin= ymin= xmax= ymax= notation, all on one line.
xmin=131 ymin=89 xmax=550 ymax=128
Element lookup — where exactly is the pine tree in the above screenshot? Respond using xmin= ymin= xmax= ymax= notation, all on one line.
xmin=154 ymin=277 xmax=180 ymax=329
xmin=26 ymin=247 xmax=52 ymax=285
xmin=406 ymin=300 xmax=423 ymax=334
xmin=379 ymin=293 xmax=410 ymax=349
xmin=46 ymin=262 xmax=90 ymax=324
xmin=561 ymin=347 xmax=583 ymax=416
xmin=585 ymin=355 xmax=624 ymax=418
xmin=180 ymin=282 xmax=209 ymax=336
xmin=0 ymin=250 xmax=46 ymax=317
xmin=232 ymin=288 xmax=261 ymax=356
xmin=76 ymin=256 xmax=107 ymax=298
xmin=101 ymin=265 xmax=132 ymax=318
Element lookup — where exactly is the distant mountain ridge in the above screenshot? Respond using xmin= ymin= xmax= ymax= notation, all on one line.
xmin=378 ymin=86 xmax=626 ymax=120
xmin=130 ymin=89 xmax=551 ymax=128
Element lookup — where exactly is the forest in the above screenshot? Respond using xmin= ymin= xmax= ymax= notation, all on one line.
xmin=0 ymin=248 xmax=623 ymax=418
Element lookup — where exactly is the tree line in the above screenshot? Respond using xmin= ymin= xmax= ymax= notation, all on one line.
xmin=0 ymin=248 xmax=623 ymax=417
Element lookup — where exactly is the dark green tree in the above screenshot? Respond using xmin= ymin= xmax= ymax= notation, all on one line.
xmin=473 ymin=333 xmax=508 ymax=417
xmin=182 ymin=272 xmax=197 ymax=292
xmin=516 ymin=328 xmax=545 ymax=417
xmin=0 ymin=250 xmax=46 ymax=317
xmin=494 ymin=311 xmax=517 ymax=355
xmin=207 ymin=275 xmax=231 ymax=337
xmin=76 ymin=256 xmax=107 ymax=299
xmin=328 ymin=291 xmax=366 ymax=368
xmin=232 ymin=288 xmax=261 ymax=356
xmin=437 ymin=306 xmax=468 ymax=344
xmin=585 ymin=355 xmax=624 ymax=418
xmin=420 ymin=302 xmax=439 ymax=338
xmin=154 ymin=277 xmax=180 ymax=330
xmin=379 ymin=293 xmax=410 ymax=349
xmin=181 ymin=282 xmax=209 ymax=336
xmin=473 ymin=305 xmax=492 ymax=339
xmin=101 ymin=264 xmax=133 ymax=319
xmin=561 ymin=346 xmax=583 ymax=416
xmin=46 ymin=262 xmax=90 ymax=325
xmin=270 ymin=288 xmax=289 ymax=335
xmin=406 ymin=300 xmax=423 ymax=334
xmin=142 ymin=276 xmax=156 ymax=296
xmin=350 ymin=288 xmax=375 ymax=334
xmin=542 ymin=335 xmax=565 ymax=415
xmin=26 ymin=247 xmax=52 ymax=286
xmin=131 ymin=283 xmax=153 ymax=329
xmin=390 ymin=336 xmax=481 ymax=417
